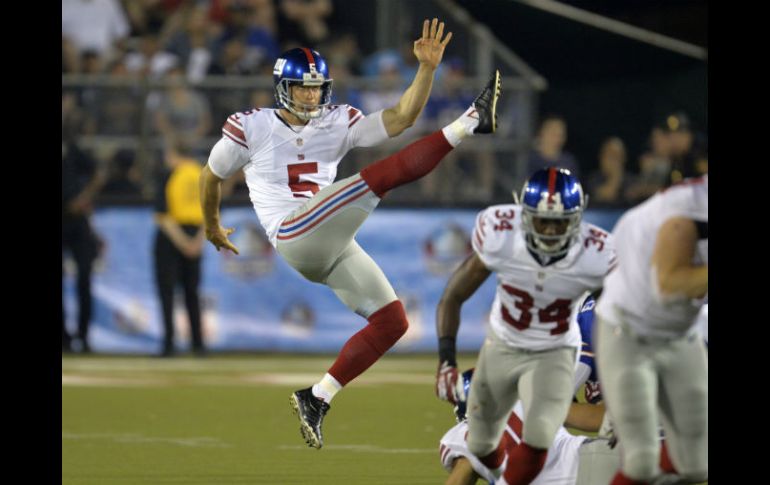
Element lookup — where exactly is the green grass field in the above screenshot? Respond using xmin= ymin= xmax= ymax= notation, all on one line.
xmin=62 ymin=353 xmax=480 ymax=485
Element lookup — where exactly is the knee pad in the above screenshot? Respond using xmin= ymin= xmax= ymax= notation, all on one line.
xmin=522 ymin=416 xmax=560 ymax=449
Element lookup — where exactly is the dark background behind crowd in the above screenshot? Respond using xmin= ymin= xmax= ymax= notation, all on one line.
xmin=62 ymin=0 xmax=707 ymax=209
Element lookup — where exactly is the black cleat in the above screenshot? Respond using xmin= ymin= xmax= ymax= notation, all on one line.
xmin=472 ymin=69 xmax=502 ymax=134
xmin=289 ymin=387 xmax=330 ymax=449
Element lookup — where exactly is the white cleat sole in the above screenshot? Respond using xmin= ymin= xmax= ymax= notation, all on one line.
xmin=289 ymin=394 xmax=322 ymax=449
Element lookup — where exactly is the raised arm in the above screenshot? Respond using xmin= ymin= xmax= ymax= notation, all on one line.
xmin=435 ymin=252 xmax=492 ymax=403
xmin=381 ymin=18 xmax=453 ymax=137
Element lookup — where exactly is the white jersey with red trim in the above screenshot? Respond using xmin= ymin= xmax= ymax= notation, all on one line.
xmin=439 ymin=402 xmax=586 ymax=484
xmin=595 ymin=176 xmax=708 ymax=338
xmin=207 ymin=105 xmax=388 ymax=246
xmin=471 ymin=204 xmax=616 ymax=351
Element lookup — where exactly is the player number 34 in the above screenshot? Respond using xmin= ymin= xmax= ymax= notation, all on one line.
xmin=500 ymin=284 xmax=572 ymax=335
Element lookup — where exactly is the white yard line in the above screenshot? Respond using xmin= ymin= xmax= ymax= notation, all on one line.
xmin=276 ymin=444 xmax=435 ymax=454
xmin=62 ymin=431 xmax=232 ymax=448
xmin=62 ymin=372 xmax=434 ymax=387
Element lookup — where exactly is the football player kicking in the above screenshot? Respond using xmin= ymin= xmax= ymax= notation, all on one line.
xmin=200 ymin=18 xmax=502 ymax=449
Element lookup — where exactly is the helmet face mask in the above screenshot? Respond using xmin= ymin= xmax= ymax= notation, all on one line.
xmin=519 ymin=167 xmax=587 ymax=258
xmin=273 ymin=48 xmax=333 ymax=121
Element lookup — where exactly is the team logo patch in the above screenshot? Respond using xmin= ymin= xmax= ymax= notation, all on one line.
xmin=273 ymin=58 xmax=287 ymax=75
xmin=537 ymin=192 xmax=564 ymax=212
xmin=423 ymin=222 xmax=472 ymax=275
xmin=222 ymin=221 xmax=275 ymax=279
xmin=281 ymin=300 xmax=316 ymax=337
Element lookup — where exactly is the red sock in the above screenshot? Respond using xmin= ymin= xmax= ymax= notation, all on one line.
xmin=659 ymin=441 xmax=677 ymax=474
xmin=479 ymin=445 xmax=506 ymax=470
xmin=327 ymin=301 xmax=408 ymax=385
xmin=610 ymin=472 xmax=648 ymax=485
xmin=502 ymin=442 xmax=548 ymax=485
xmin=360 ymin=131 xmax=453 ymax=197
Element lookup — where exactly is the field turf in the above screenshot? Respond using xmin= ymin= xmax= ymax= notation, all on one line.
xmin=62 ymin=354 xmax=478 ymax=484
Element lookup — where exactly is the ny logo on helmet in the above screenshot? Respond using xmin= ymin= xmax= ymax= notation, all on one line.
xmin=273 ymin=58 xmax=287 ymax=76
xmin=537 ymin=192 xmax=564 ymax=213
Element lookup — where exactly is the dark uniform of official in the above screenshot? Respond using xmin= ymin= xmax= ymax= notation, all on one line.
xmin=154 ymin=158 xmax=205 ymax=356
xmin=62 ymin=142 xmax=100 ymax=352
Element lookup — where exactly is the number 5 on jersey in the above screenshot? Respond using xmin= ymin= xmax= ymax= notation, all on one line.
xmin=288 ymin=162 xmax=320 ymax=197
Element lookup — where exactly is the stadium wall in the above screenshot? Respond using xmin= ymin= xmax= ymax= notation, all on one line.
xmin=63 ymin=207 xmax=623 ymax=354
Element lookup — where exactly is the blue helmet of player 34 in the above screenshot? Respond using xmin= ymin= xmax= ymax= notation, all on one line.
xmin=519 ymin=167 xmax=587 ymax=258
xmin=273 ymin=47 xmax=333 ymax=121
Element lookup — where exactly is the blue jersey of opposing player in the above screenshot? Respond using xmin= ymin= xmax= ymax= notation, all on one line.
xmin=575 ymin=294 xmax=602 ymax=404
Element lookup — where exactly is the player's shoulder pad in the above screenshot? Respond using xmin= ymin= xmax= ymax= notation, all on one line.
xmin=233 ymin=107 xmax=269 ymax=123
xmin=223 ymin=108 xmax=274 ymax=150
xmin=337 ymin=104 xmax=364 ymax=128
xmin=327 ymin=103 xmax=364 ymax=128
xmin=577 ymin=221 xmax=617 ymax=274
xmin=472 ymin=204 xmax=520 ymax=257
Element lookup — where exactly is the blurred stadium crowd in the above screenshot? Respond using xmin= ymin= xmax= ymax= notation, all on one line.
xmin=62 ymin=0 xmax=707 ymax=209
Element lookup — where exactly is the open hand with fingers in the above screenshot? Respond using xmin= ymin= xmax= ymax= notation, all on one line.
xmin=414 ymin=18 xmax=453 ymax=70
xmin=205 ymin=225 xmax=240 ymax=254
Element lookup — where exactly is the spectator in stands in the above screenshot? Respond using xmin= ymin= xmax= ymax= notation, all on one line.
xmin=242 ymin=0 xmax=281 ymax=73
xmin=62 ymin=93 xmax=106 ymax=353
xmin=208 ymin=37 xmax=252 ymax=75
xmin=525 ymin=114 xmax=580 ymax=178
xmin=360 ymin=52 xmax=406 ymax=115
xmin=276 ymin=0 xmax=333 ymax=46
xmin=585 ymin=136 xmax=633 ymax=208
xmin=322 ymin=31 xmax=364 ymax=76
xmin=121 ymin=0 xmax=169 ymax=37
xmin=100 ymin=148 xmax=143 ymax=198
xmin=63 ymin=36 xmax=79 ymax=74
xmin=82 ymin=58 xmax=142 ymax=136
xmin=319 ymin=32 xmax=365 ymax=107
xmin=153 ymin=139 xmax=207 ymax=357
xmin=208 ymin=0 xmax=280 ymax=76
xmin=625 ymin=125 xmax=672 ymax=204
xmin=62 ymin=0 xmax=131 ymax=73
xmin=663 ymin=111 xmax=708 ymax=184
xmin=420 ymin=58 xmax=494 ymax=202
xmin=154 ymin=66 xmax=213 ymax=152
xmin=73 ymin=51 xmax=109 ymax=136
xmin=124 ymin=32 xmax=179 ymax=79
xmin=164 ymin=3 xmax=217 ymax=83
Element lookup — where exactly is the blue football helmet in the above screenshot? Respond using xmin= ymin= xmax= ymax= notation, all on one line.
xmin=453 ymin=368 xmax=475 ymax=422
xmin=518 ymin=167 xmax=587 ymax=258
xmin=273 ymin=47 xmax=333 ymax=121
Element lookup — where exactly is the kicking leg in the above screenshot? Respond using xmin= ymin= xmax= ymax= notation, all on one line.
xmin=360 ymin=70 xmax=501 ymax=197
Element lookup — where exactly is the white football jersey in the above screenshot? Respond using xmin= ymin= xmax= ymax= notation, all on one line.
xmin=208 ymin=105 xmax=389 ymax=246
xmin=472 ymin=205 xmax=616 ymax=351
xmin=596 ymin=176 xmax=708 ymax=338
xmin=439 ymin=402 xmax=586 ymax=484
